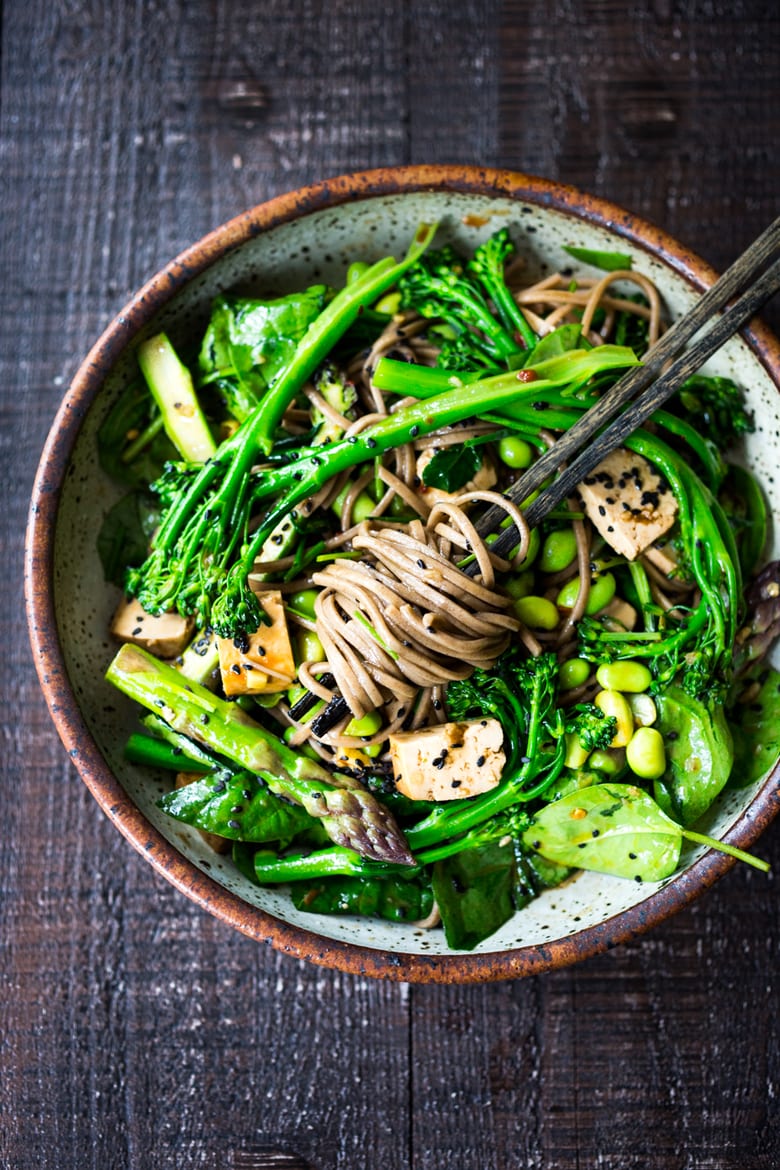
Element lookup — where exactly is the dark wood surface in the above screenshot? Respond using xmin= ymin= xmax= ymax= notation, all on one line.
xmin=2 ymin=2 xmax=779 ymax=1167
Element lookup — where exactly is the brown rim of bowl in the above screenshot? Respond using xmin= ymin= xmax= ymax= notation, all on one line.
xmin=25 ymin=164 xmax=780 ymax=984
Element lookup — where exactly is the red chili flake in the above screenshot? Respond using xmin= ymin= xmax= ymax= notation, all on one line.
xmin=515 ymin=369 xmax=538 ymax=383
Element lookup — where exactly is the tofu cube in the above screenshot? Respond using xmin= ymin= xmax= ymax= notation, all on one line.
xmin=389 ymin=718 xmax=505 ymax=802
xmin=415 ymin=447 xmax=497 ymax=505
xmin=217 ymin=590 xmax=296 ymax=696
xmin=110 ymin=597 xmax=194 ymax=659
xmin=578 ymin=449 xmax=678 ymax=561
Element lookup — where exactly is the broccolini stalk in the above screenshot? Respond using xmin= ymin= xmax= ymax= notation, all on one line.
xmin=106 ymin=644 xmax=415 ymax=866
xmin=127 ymin=225 xmax=438 ymax=630
xmin=467 ymin=228 xmax=537 ymax=350
xmin=138 ymin=333 xmax=217 ymax=463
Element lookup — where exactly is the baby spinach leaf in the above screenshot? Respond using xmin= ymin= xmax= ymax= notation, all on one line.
xmin=526 ymin=323 xmax=584 ymax=364
xmin=421 ymin=444 xmax=483 ymax=492
xmin=158 ymin=771 xmax=320 ymax=846
xmin=563 ymin=245 xmax=633 ymax=272
xmin=654 ymin=686 xmax=733 ymax=826
xmin=512 ymin=842 xmax=572 ymax=910
xmin=730 ymin=669 xmax=780 ymax=787
xmin=432 ymin=840 xmax=516 ymax=950
xmin=199 ymin=287 xmax=331 ymax=420
xmin=289 ymin=872 xmax=434 ymax=923
xmin=97 ymin=490 xmax=161 ymax=586
xmin=97 ymin=379 xmax=178 ymax=487
xmin=522 ymin=784 xmax=682 ymax=881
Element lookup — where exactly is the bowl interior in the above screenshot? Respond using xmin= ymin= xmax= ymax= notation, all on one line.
xmin=47 ymin=184 xmax=780 ymax=965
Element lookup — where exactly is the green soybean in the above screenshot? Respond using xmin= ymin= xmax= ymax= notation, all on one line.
xmin=283 ymin=726 xmax=320 ymax=761
xmin=540 ymin=528 xmax=578 ymax=574
xmin=626 ymin=727 xmax=666 ymax=780
xmin=345 ymin=710 xmax=383 ymax=737
xmin=498 ymin=435 xmax=533 ymax=469
xmin=297 ymin=629 xmax=325 ymax=664
xmin=596 ymin=660 xmax=653 ymax=694
xmin=347 ymin=261 xmax=370 ymax=284
xmin=559 ymin=658 xmax=591 ymax=691
xmin=374 ymin=292 xmax=402 ymax=315
xmin=516 ymin=527 xmax=540 ymax=570
xmin=287 ymin=589 xmax=319 ymax=620
xmin=505 ymin=570 xmax=535 ymax=600
xmin=514 ymin=595 xmax=559 ymax=630
xmin=589 ymin=748 xmax=626 ymax=776
xmin=557 ymin=570 xmax=616 ymax=615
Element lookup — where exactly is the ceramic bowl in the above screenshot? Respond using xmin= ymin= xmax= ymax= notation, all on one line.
xmin=25 ymin=166 xmax=780 ymax=982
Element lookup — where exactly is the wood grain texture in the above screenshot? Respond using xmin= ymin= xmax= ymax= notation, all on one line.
xmin=1 ymin=2 xmax=778 ymax=1168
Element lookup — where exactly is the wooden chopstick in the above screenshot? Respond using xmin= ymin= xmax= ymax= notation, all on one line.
xmin=474 ymin=217 xmax=780 ymax=564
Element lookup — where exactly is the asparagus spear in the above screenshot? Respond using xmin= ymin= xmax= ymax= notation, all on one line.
xmin=106 ymin=644 xmax=415 ymax=866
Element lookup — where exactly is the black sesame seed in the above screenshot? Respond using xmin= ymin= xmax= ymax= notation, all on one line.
xmin=228 ymin=819 xmax=241 ymax=830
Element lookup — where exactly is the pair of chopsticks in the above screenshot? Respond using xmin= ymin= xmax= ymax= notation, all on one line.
xmin=473 ymin=216 xmax=780 ymax=562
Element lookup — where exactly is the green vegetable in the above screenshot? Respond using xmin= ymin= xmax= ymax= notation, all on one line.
xmin=97 ymin=490 xmax=160 ymax=586
xmin=514 ymin=595 xmax=559 ymax=631
xmin=669 ymin=373 xmax=754 ymax=449
xmin=540 ymin=527 xmax=578 ymax=574
xmin=421 ymin=444 xmax=483 ymax=492
xmin=138 ymin=333 xmax=216 ymax=462
xmin=729 ymin=669 xmax=780 ymax=787
xmin=432 ymin=841 xmax=516 ymax=951
xmin=559 ymin=658 xmax=591 ymax=691
xmin=625 ymin=727 xmax=666 ymax=780
xmin=198 ymin=287 xmax=330 ymax=422
xmin=97 ymin=379 xmax=177 ymax=488
xmin=290 ymin=871 xmax=433 ymax=923
xmin=497 ymin=434 xmax=533 ymax=469
xmin=159 ymin=770 xmax=323 ymax=846
xmin=523 ymin=783 xmax=768 ymax=879
xmin=106 ymin=643 xmax=414 ymax=866
xmin=563 ymin=245 xmax=633 ymax=272
xmin=653 ymin=686 xmax=734 ymax=826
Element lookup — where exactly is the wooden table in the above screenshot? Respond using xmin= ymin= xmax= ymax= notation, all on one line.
xmin=3 ymin=3 xmax=778 ymax=1166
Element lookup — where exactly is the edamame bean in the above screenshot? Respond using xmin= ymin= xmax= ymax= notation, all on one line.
xmin=505 ymin=570 xmax=535 ymax=600
xmin=374 ymin=292 xmax=401 ymax=315
xmin=557 ymin=571 xmax=616 ymax=615
xmin=345 ymin=710 xmax=383 ymax=737
xmin=288 ymin=589 xmax=319 ymax=620
xmin=564 ymin=732 xmax=590 ymax=770
xmin=297 ymin=629 xmax=325 ymax=664
xmin=558 ymin=657 xmax=591 ymax=691
xmin=594 ymin=689 xmax=634 ymax=746
xmin=514 ymin=595 xmax=559 ymax=630
xmin=589 ymin=747 xmax=626 ymax=776
xmin=596 ymin=660 xmax=653 ymax=693
xmin=515 ymin=527 xmax=540 ymax=570
xmin=628 ymin=693 xmax=657 ymax=727
xmin=540 ymin=528 xmax=578 ymax=574
xmin=287 ymin=684 xmax=308 ymax=707
xmin=626 ymin=726 xmax=666 ymax=780
xmin=347 ymin=261 xmax=369 ymax=284
xmin=283 ymin=726 xmax=319 ymax=761
xmin=498 ymin=435 xmax=533 ymax=469
xmin=332 ymin=484 xmax=376 ymax=524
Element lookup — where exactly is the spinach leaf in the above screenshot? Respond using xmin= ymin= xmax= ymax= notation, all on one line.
xmin=289 ymin=872 xmax=434 ymax=923
xmin=513 ymin=842 xmax=572 ymax=910
xmin=199 ymin=287 xmax=331 ymax=421
xmin=563 ymin=245 xmax=633 ymax=272
xmin=654 ymin=686 xmax=733 ymax=826
xmin=730 ymin=669 xmax=780 ymax=787
xmin=158 ymin=771 xmax=320 ymax=846
xmin=97 ymin=379 xmax=177 ymax=487
xmin=526 ymin=323 xmax=584 ymax=364
xmin=522 ymin=784 xmax=682 ymax=881
xmin=97 ymin=490 xmax=161 ymax=585
xmin=432 ymin=840 xmax=516 ymax=950
xmin=421 ymin=444 xmax=483 ymax=492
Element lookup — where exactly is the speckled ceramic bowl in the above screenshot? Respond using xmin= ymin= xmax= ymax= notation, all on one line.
xmin=25 ymin=166 xmax=780 ymax=982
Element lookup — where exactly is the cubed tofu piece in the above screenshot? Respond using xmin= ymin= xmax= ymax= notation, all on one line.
xmin=217 ymin=590 xmax=295 ymax=696
xmin=415 ymin=447 xmax=497 ymax=505
xmin=389 ymin=718 xmax=505 ymax=802
xmin=110 ymin=597 xmax=194 ymax=659
xmin=578 ymin=449 xmax=677 ymax=561
xmin=598 ymin=596 xmax=638 ymax=631
xmin=175 ymin=773 xmax=231 ymax=854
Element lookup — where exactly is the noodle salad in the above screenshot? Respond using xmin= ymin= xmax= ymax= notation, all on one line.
xmin=101 ymin=225 xmax=779 ymax=950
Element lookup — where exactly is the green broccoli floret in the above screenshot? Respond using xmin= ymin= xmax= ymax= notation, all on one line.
xmin=565 ymin=702 xmax=618 ymax=752
xmin=670 ymin=374 xmax=753 ymax=447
